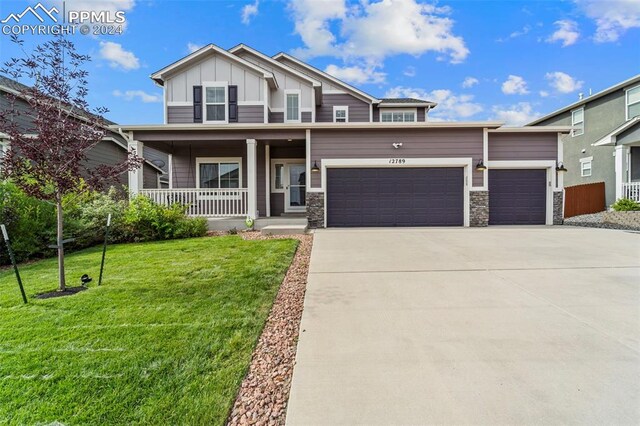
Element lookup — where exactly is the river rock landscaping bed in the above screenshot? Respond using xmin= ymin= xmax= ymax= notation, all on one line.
xmin=227 ymin=232 xmax=313 ymax=426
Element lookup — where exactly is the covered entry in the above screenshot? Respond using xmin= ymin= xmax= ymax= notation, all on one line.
xmin=326 ymin=167 xmax=464 ymax=227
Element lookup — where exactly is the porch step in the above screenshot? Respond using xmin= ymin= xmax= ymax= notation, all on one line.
xmin=261 ymin=224 xmax=308 ymax=235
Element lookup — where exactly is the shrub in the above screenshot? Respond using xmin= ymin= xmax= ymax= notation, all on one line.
xmin=611 ymin=198 xmax=640 ymax=212
xmin=0 ymin=181 xmax=56 ymax=264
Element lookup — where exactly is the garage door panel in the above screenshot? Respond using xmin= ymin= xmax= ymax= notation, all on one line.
xmin=327 ymin=167 xmax=464 ymax=227
xmin=489 ymin=169 xmax=546 ymax=225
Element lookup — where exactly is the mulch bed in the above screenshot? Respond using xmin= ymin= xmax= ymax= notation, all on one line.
xmin=226 ymin=231 xmax=313 ymax=426
xmin=35 ymin=285 xmax=88 ymax=299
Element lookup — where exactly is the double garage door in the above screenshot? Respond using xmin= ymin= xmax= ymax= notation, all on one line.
xmin=326 ymin=167 xmax=547 ymax=227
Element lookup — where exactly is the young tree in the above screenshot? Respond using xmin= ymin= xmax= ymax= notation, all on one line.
xmin=0 ymin=35 xmax=143 ymax=291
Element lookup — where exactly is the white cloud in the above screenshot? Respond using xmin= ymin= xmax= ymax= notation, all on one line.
xmin=545 ymin=71 xmax=584 ymax=93
xmin=539 ymin=90 xmax=549 ymax=97
xmin=575 ymin=0 xmax=640 ymax=42
xmin=241 ymin=0 xmax=259 ymax=25
xmin=113 ymin=89 xmax=161 ymax=103
xmin=325 ymin=64 xmax=386 ymax=84
xmin=385 ymin=86 xmax=483 ymax=121
xmin=187 ymin=42 xmax=202 ymax=53
xmin=99 ymin=41 xmax=139 ymax=70
xmin=547 ymin=20 xmax=580 ymax=46
xmin=492 ymin=102 xmax=540 ymax=126
xmin=462 ymin=77 xmax=479 ymax=88
xmin=501 ymin=75 xmax=529 ymax=95
xmin=497 ymin=25 xmax=531 ymax=42
xmin=289 ymin=0 xmax=468 ymax=64
xmin=403 ymin=66 xmax=416 ymax=77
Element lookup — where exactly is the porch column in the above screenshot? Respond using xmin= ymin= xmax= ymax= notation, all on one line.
xmin=615 ymin=144 xmax=624 ymax=200
xmin=246 ymin=139 xmax=257 ymax=219
xmin=128 ymin=139 xmax=144 ymax=196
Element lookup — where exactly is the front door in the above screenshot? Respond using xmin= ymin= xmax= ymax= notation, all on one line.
xmin=286 ymin=163 xmax=306 ymax=212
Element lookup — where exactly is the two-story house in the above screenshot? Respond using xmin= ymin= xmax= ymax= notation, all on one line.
xmin=529 ymin=74 xmax=640 ymax=206
xmin=0 ymin=75 xmax=167 ymax=189
xmin=116 ymin=43 xmax=571 ymax=229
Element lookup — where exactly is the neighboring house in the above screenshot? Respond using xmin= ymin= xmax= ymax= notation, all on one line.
xmin=117 ymin=43 xmax=570 ymax=228
xmin=529 ymin=74 xmax=640 ymax=206
xmin=0 ymin=76 xmax=167 ymax=190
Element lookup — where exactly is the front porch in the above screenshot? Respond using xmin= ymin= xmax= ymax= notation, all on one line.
xmin=126 ymin=129 xmax=311 ymax=222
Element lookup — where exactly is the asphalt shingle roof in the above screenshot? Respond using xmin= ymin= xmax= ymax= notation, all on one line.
xmin=380 ymin=98 xmax=434 ymax=104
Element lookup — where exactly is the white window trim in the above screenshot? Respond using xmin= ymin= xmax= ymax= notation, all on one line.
xmin=284 ymin=89 xmax=301 ymax=123
xmin=333 ymin=105 xmax=349 ymax=123
xmin=195 ymin=157 xmax=243 ymax=189
xmin=202 ymin=81 xmax=228 ymax=124
xmin=625 ymin=84 xmax=640 ymax=121
xmin=379 ymin=108 xmax=418 ymax=123
xmin=571 ymin=107 xmax=584 ymax=137
xmin=580 ymin=156 xmax=593 ymax=177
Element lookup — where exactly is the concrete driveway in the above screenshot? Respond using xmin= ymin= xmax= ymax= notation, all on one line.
xmin=286 ymin=227 xmax=640 ymax=425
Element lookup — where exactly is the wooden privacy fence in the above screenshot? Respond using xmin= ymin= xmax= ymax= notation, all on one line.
xmin=564 ymin=182 xmax=606 ymax=218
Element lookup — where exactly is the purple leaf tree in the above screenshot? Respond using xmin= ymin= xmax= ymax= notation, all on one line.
xmin=0 ymin=35 xmax=143 ymax=291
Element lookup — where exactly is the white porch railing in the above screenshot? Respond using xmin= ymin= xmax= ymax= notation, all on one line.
xmin=622 ymin=182 xmax=640 ymax=202
xmin=139 ymin=188 xmax=249 ymax=217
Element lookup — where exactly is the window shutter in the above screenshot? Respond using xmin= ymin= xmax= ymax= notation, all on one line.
xmin=228 ymin=85 xmax=238 ymax=123
xmin=193 ymin=85 xmax=203 ymax=123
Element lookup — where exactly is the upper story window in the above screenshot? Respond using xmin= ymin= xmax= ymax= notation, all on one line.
xmin=285 ymin=90 xmax=301 ymax=122
xmin=380 ymin=110 xmax=416 ymax=123
xmin=204 ymin=83 xmax=228 ymax=123
xmin=333 ymin=106 xmax=348 ymax=123
xmin=580 ymin=156 xmax=593 ymax=177
xmin=626 ymin=85 xmax=640 ymax=120
xmin=571 ymin=108 xmax=584 ymax=137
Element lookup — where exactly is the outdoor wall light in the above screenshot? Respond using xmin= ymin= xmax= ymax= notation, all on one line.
xmin=556 ymin=162 xmax=568 ymax=173
xmin=392 ymin=142 xmax=403 ymax=149
xmin=475 ymin=160 xmax=487 ymax=171
xmin=311 ymin=161 xmax=320 ymax=173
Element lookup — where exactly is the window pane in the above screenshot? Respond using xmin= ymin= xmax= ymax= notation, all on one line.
xmin=404 ymin=112 xmax=415 ymax=122
xmin=286 ymin=94 xmax=299 ymax=120
xmin=572 ymin=109 xmax=583 ymax=123
xmin=335 ymin=110 xmax=346 ymax=118
xmin=219 ymin=163 xmax=240 ymax=188
xmin=206 ymin=87 xmax=225 ymax=103
xmin=628 ymin=102 xmax=640 ymax=119
xmin=392 ymin=112 xmax=403 ymax=122
xmin=206 ymin=105 xmax=226 ymax=121
xmin=199 ymin=163 xmax=219 ymax=188
xmin=628 ymin=87 xmax=640 ymax=105
xmin=274 ymin=164 xmax=284 ymax=189
xmin=381 ymin=112 xmax=392 ymax=122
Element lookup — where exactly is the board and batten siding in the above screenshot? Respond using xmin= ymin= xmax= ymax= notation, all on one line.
xmin=309 ymin=128 xmax=484 ymax=188
xmin=276 ymin=57 xmax=347 ymax=93
xmin=488 ymin=132 xmax=558 ymax=161
xmin=316 ymin=93 xmax=370 ymax=122
xmin=165 ymin=53 xmax=264 ymax=104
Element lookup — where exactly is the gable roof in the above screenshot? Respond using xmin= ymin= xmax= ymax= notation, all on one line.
xmin=380 ymin=98 xmax=437 ymax=108
xmin=150 ymin=44 xmax=278 ymax=88
xmin=272 ymin=52 xmax=380 ymax=104
xmin=528 ymin=74 xmax=640 ymax=126
xmin=593 ymin=116 xmax=640 ymax=146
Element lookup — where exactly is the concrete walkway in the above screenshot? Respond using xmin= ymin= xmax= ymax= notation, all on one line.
xmin=286 ymin=227 xmax=640 ymax=425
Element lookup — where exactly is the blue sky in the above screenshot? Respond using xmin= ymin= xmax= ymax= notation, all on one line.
xmin=1 ymin=0 xmax=639 ymax=125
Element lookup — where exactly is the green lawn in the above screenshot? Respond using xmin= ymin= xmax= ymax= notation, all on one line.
xmin=0 ymin=236 xmax=298 ymax=425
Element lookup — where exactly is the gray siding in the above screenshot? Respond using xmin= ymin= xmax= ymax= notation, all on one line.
xmin=488 ymin=132 xmax=558 ymax=161
xmin=417 ymin=108 xmax=425 ymax=122
xmin=534 ymin=88 xmax=628 ymax=205
xmin=269 ymin=110 xmax=283 ymax=123
xmin=309 ymin=128 xmax=484 ymax=188
xmin=143 ymin=163 xmax=159 ymax=189
xmin=316 ymin=94 xmax=370 ymax=122
xmin=167 ymin=105 xmax=193 ymax=124
xmin=84 ymin=139 xmax=128 ymax=186
xmin=238 ymin=105 xmax=265 ymax=123
xmin=302 ymin=111 xmax=312 ymax=123
xmin=0 ymin=93 xmax=33 ymax=132
xmin=270 ymin=193 xmax=285 ymax=216
xmin=133 ymin=129 xmax=306 ymax=142
xmin=618 ymin=123 xmax=640 ymax=145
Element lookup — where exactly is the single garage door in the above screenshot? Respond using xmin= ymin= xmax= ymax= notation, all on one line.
xmin=326 ymin=167 xmax=464 ymax=227
xmin=489 ymin=169 xmax=547 ymax=225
